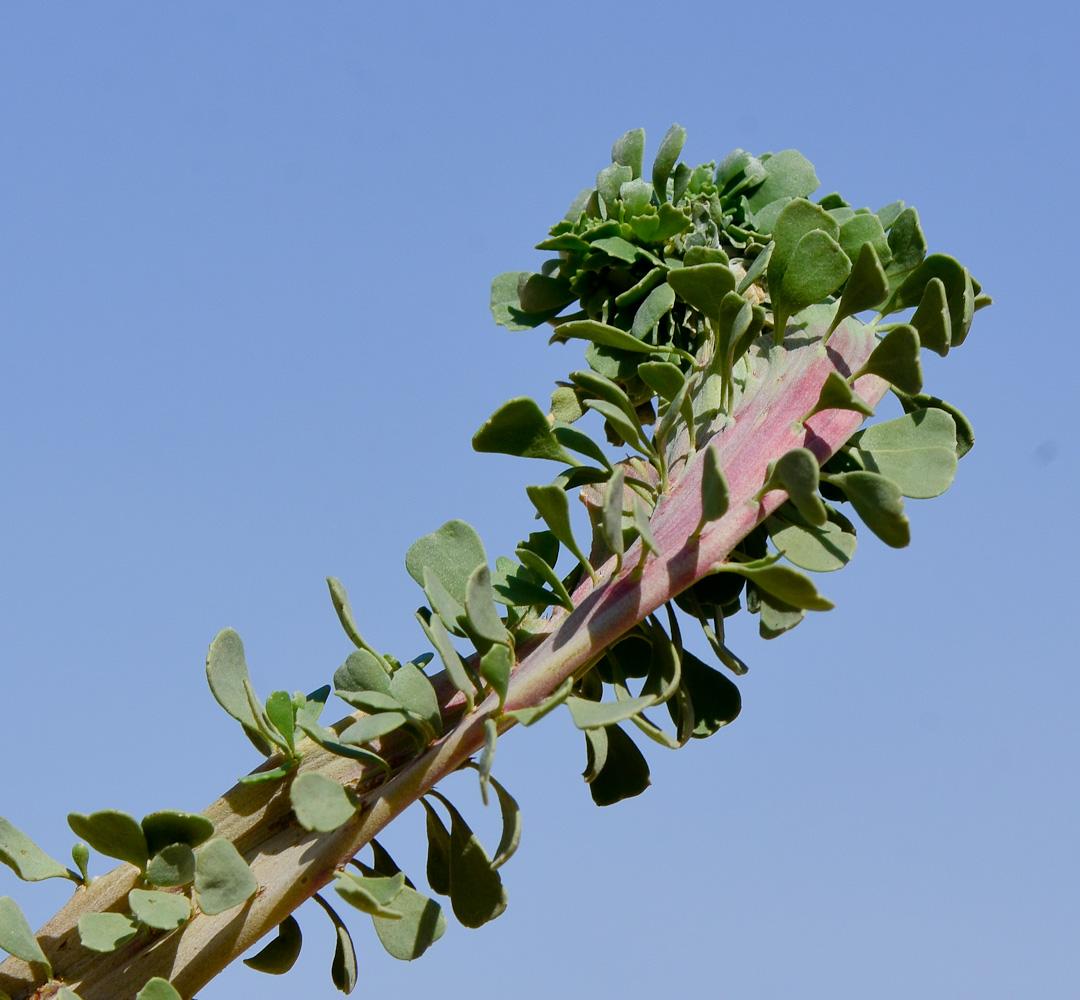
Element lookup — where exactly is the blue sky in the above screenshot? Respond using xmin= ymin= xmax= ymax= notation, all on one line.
xmin=1 ymin=2 xmax=1077 ymax=998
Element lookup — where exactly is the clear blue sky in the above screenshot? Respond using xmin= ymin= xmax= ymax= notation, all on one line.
xmin=1 ymin=3 xmax=1077 ymax=998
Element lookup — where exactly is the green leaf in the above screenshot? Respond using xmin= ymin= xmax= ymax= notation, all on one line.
xmin=194 ymin=838 xmax=258 ymax=915
xmin=443 ymin=797 xmax=508 ymax=928
xmin=893 ymin=390 xmax=974 ymax=458
xmin=566 ymin=694 xmax=656 ymax=729
xmin=333 ymin=649 xmax=392 ymax=695
xmin=334 ymin=689 xmax=405 ymax=714
xmin=265 ymin=690 xmax=296 ymax=755
xmin=554 ymin=319 xmax=672 ymax=356
xmin=205 ymin=628 xmax=273 ymax=756
xmin=850 ymin=408 xmax=958 ymax=499
xmin=774 ymin=230 xmax=851 ymax=341
xmin=134 ymin=979 xmax=183 ymax=1000
xmin=802 ymin=370 xmax=875 ymax=423
xmin=244 ymin=915 xmax=302 ymax=975
xmin=290 ymin=773 xmax=357 ymax=834
xmin=631 ymin=282 xmax=676 ymax=339
xmin=514 ymin=547 xmax=574 ymax=611
xmin=584 ymin=724 xmax=651 ymax=806
xmin=415 ymin=610 xmax=476 ymax=712
xmin=313 ymin=892 xmax=357 ymax=995
xmin=338 ymin=712 xmax=408 ymax=745
xmin=406 ymin=519 xmax=488 ymax=613
xmin=389 ymin=662 xmax=442 ymax=736
xmin=326 ymin=577 xmax=386 ymax=663
xmin=876 ymin=199 xmax=906 ymax=230
xmin=590 ymin=235 xmax=640 ymax=263
xmin=295 ymin=716 xmax=392 ymax=769
xmin=421 ymin=799 xmax=451 ymax=897
xmin=757 ymin=588 xmax=807 ymax=638
xmin=57 ymin=989 xmax=85 ymax=1000
xmin=671 ymin=652 xmax=741 ymax=738
xmin=586 ymin=398 xmax=653 ymax=458
xmin=885 ymin=207 xmax=926 ymax=282
xmin=504 ymin=676 xmax=574 ymax=726
xmin=746 ymin=149 xmax=819 ymax=212
xmin=464 ymin=564 xmax=510 ymax=646
xmin=714 ymin=562 xmax=834 ymax=611
xmin=0 ymin=817 xmax=76 ymax=883
xmin=480 ymin=644 xmax=512 ymax=708
xmin=854 ymin=325 xmax=923 ymax=395
xmin=472 ymin=397 xmax=576 ymax=465
xmin=140 ymin=811 xmax=213 ymax=860
xmin=767 ymin=198 xmax=839 ymax=294
xmin=552 ymin=423 xmax=612 ymax=470
xmin=71 ymin=842 xmax=89 ymax=882
xmin=490 ymin=271 xmax=552 ymax=330
xmin=620 ymin=177 xmax=653 ymax=216
xmin=517 ymin=272 xmax=575 ymax=314
xmin=146 ymin=843 xmax=196 ymax=887
xmin=827 ymin=241 xmax=889 ymax=336
xmin=596 ymin=163 xmax=633 ymax=212
xmin=652 ymin=123 xmax=686 ymax=201
xmin=824 ymin=471 xmax=910 ymax=548
xmin=68 ymin=810 xmax=148 ymax=872
xmin=526 ymin=484 xmax=594 ymax=582
xmin=758 ymin=448 xmax=827 ymax=526
xmin=478 ymin=718 xmax=497 ymax=804
xmin=601 ymin=466 xmax=627 ymax=564
xmin=128 ymin=888 xmax=191 ymax=931
xmin=910 ymin=277 xmax=950 ymax=357
xmin=665 ymin=263 xmax=736 ymax=321
xmin=371 ymin=883 xmax=447 ymax=961
xmin=487 ymin=774 xmax=522 ymax=870
xmin=550 ymin=384 xmax=585 ymax=423
xmin=77 ymin=911 xmax=139 ymax=953
xmin=632 ymin=496 xmax=659 ymax=558
xmin=637 ymin=361 xmax=685 ymax=401
xmin=612 ymin=128 xmax=646 ymax=178
xmin=838 ymin=213 xmax=891 ymax=270
xmin=766 ymin=510 xmax=857 ymax=572
xmin=737 ymin=241 xmax=773 ymax=294
xmin=0 ymin=896 xmax=50 ymax=973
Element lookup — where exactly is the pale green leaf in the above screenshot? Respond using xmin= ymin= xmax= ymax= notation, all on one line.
xmin=0 ymin=817 xmax=75 ymax=883
xmin=566 ymin=694 xmax=656 ymax=729
xmin=77 ymin=911 xmax=138 ymax=953
xmin=0 ymin=896 xmax=50 ymax=973
xmin=68 ymin=810 xmax=148 ymax=872
xmin=205 ymin=628 xmax=273 ymax=756
xmin=290 ymin=773 xmax=356 ymax=834
xmin=472 ymin=397 xmax=576 ymax=464
xmin=134 ymin=978 xmax=183 ymax=1000
xmin=244 ymin=915 xmax=302 ymax=975
xmin=850 ymin=408 xmax=958 ymax=498
xmin=128 ymin=888 xmax=191 ymax=931
xmin=146 ymin=843 xmax=196 ymax=887
xmin=194 ymin=838 xmax=258 ymax=915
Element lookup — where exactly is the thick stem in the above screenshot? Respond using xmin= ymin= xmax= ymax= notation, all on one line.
xmin=0 ymin=319 xmax=887 ymax=1000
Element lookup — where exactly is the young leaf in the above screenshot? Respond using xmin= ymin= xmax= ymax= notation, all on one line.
xmin=838 ymin=213 xmax=891 ymax=269
xmin=850 ymin=408 xmax=958 ymax=498
xmin=612 ymin=128 xmax=645 ymax=178
xmin=67 ymin=811 xmax=148 ymax=872
xmin=884 ymin=207 xmax=927 ymax=284
xmin=290 ymin=773 xmax=356 ymax=834
xmin=526 ymin=484 xmax=595 ymax=582
xmin=631 ymin=282 xmax=676 ymax=339
xmin=205 ymin=628 xmax=273 ymax=756
xmin=472 ymin=397 xmax=577 ymax=465
xmin=146 ymin=844 xmax=196 ymax=888
xmin=652 ymin=123 xmax=686 ymax=201
xmin=326 ymin=577 xmax=387 ymax=665
xmin=853 ymin=324 xmax=923 ymax=395
xmin=801 ymin=370 xmax=875 ymax=422
xmin=824 ymin=471 xmax=910 ymax=548
xmin=244 ymin=915 xmax=303 ymax=975
xmin=128 ymin=888 xmax=191 ymax=931
xmin=584 ymin=724 xmax=651 ymax=806
xmin=77 ymin=911 xmax=139 ymax=953
xmin=552 ymin=423 xmax=612 ymax=470
xmin=490 ymin=271 xmax=554 ymax=330
xmin=478 ymin=718 xmax=498 ymax=803
xmin=637 ymin=361 xmax=685 ymax=402
xmin=265 ymin=690 xmax=296 ymax=755
xmin=757 ymin=448 xmax=827 ymax=526
xmin=0 ymin=817 xmax=76 ymax=883
xmin=585 ymin=398 xmax=655 ymax=459
xmin=193 ymin=838 xmax=258 ymax=915
xmin=134 ymin=979 xmax=183 ymax=1000
xmin=0 ymin=896 xmax=50 ymax=974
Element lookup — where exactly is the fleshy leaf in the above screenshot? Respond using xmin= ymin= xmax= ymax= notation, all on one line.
xmin=893 ymin=390 xmax=975 ymax=458
xmin=774 ymin=230 xmax=851 ymax=341
xmin=68 ymin=811 xmax=148 ymax=872
xmin=665 ymin=264 xmax=736 ymax=322
xmin=128 ymin=888 xmax=191 ymax=931
xmin=854 ymin=325 xmax=923 ymax=395
xmin=490 ymin=271 xmax=553 ymax=330
xmin=337 ymin=871 xmax=405 ymax=920
xmin=566 ymin=694 xmax=656 ymax=729
xmin=415 ymin=610 xmax=476 ymax=711
xmin=824 ymin=471 xmax=910 ymax=548
xmin=389 ymin=662 xmax=442 ymax=735
xmin=850 ymin=408 xmax=958 ymax=499
xmin=442 ymin=797 xmax=507 ymax=928
xmin=651 ymin=124 xmax=686 ymax=201
xmin=884 ymin=207 xmax=927 ymax=284
xmin=838 ymin=213 xmax=891 ymax=269
xmin=194 ymin=838 xmax=258 ymax=915
xmin=767 ymin=198 xmax=840 ymax=294
xmin=515 ymin=547 xmax=575 ymax=611
xmin=472 ymin=397 xmax=576 ymax=465
xmin=714 ymin=562 xmax=834 ymax=611
xmin=333 ymin=649 xmax=392 ymax=695
xmin=326 ymin=577 xmax=384 ymax=662
xmin=612 ymin=128 xmax=645 ymax=178
xmin=766 ymin=510 xmax=857 ymax=572
xmin=757 ymin=588 xmax=806 ymax=638
xmin=631 ymin=282 xmax=676 ymax=339
xmin=134 ymin=980 xmax=183 ymax=1000
xmin=910 ymin=277 xmax=951 ymax=357
xmin=146 ymin=843 xmax=196 ymax=887
xmin=802 ymin=370 xmax=875 ymax=422
xmin=77 ymin=911 xmax=139 ymax=953
xmin=205 ymin=628 xmax=273 ymax=756
xmin=487 ymin=774 xmax=522 ymax=870
xmin=371 ymin=883 xmax=447 ymax=961
xmin=554 ymin=319 xmax=673 ymax=357
xmin=406 ymin=519 xmax=488 ymax=615
xmin=480 ymin=645 xmax=512 ymax=708
xmin=464 ymin=564 xmax=511 ymax=646
xmin=0 ymin=896 xmax=50 ymax=973
xmin=290 ymin=773 xmax=356 ymax=834
xmin=338 ymin=712 xmax=409 ymax=745
xmin=672 ymin=651 xmax=741 ymax=737
xmin=244 ymin=915 xmax=302 ymax=975
xmin=758 ymin=448 xmax=827 ymax=526
xmin=504 ymin=676 xmax=573 ymax=726
xmin=421 ymin=799 xmax=451 ymax=897
xmin=584 ymin=724 xmax=651 ymax=806
xmin=746 ymin=149 xmax=819 ymax=212
xmin=826 ymin=241 xmax=889 ymax=337
xmin=526 ymin=484 xmax=594 ymax=582
xmin=313 ymin=893 xmax=357 ymax=995
xmin=0 ymin=817 xmax=76 ymax=883
xmin=141 ymin=812 xmax=214 ymax=857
